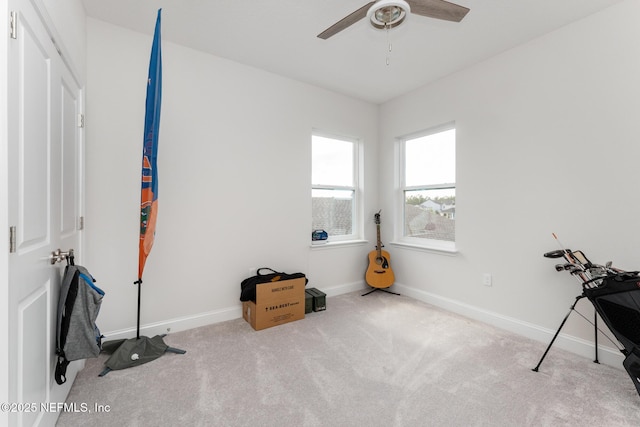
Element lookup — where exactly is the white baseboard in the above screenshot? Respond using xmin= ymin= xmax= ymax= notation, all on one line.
xmin=393 ymin=283 xmax=625 ymax=370
xmin=102 ymin=306 xmax=242 ymax=341
xmin=102 ymin=281 xmax=368 ymax=341
xmin=321 ymin=280 xmax=368 ymax=297
xmin=102 ymin=280 xmax=624 ymax=371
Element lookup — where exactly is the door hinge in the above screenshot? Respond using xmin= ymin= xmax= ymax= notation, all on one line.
xmin=10 ymin=11 xmax=17 ymax=39
xmin=77 ymin=114 xmax=84 ymax=128
xmin=9 ymin=226 xmax=16 ymax=253
xmin=78 ymin=216 xmax=84 ymax=230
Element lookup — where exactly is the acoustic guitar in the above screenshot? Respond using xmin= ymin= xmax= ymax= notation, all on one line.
xmin=365 ymin=211 xmax=395 ymax=289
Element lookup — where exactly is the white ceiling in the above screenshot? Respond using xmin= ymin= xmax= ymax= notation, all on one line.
xmin=80 ymin=0 xmax=623 ymax=104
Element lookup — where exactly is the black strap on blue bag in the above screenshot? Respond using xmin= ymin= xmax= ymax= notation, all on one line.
xmin=55 ymin=265 xmax=79 ymax=384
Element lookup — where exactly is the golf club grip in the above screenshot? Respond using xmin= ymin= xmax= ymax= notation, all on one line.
xmin=544 ymin=249 xmax=569 ymax=258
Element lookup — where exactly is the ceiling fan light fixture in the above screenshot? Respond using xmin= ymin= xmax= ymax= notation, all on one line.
xmin=367 ymin=0 xmax=410 ymax=28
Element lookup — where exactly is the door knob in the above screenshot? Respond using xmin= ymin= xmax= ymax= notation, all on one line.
xmin=50 ymin=248 xmax=74 ymax=265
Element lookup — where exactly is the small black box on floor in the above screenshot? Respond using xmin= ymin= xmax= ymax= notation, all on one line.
xmin=305 ymin=292 xmax=313 ymax=314
xmin=305 ymin=288 xmax=326 ymax=312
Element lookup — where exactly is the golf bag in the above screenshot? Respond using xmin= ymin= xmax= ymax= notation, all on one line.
xmin=583 ymin=273 xmax=640 ymax=395
xmin=55 ymin=263 xmax=105 ymax=385
xmin=541 ymin=246 xmax=640 ymax=397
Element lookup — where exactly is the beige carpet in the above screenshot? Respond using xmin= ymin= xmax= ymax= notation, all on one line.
xmin=57 ymin=291 xmax=640 ymax=426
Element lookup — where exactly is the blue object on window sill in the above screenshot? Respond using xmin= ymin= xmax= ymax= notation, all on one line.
xmin=312 ymin=229 xmax=328 ymax=241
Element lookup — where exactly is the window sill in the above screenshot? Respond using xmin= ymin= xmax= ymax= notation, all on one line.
xmin=310 ymin=240 xmax=368 ymax=250
xmin=389 ymin=241 xmax=459 ymax=256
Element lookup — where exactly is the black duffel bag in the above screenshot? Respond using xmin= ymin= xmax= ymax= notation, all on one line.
xmin=240 ymin=268 xmax=308 ymax=302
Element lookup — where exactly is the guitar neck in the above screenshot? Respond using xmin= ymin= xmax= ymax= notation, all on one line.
xmin=376 ymin=223 xmax=382 ymax=257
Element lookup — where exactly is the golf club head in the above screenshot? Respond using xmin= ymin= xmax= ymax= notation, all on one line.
xmin=568 ymin=266 xmax=584 ymax=275
xmin=564 ymin=263 xmax=584 ymax=271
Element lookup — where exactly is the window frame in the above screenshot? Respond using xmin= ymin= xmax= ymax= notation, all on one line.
xmin=396 ymin=123 xmax=457 ymax=253
xmin=311 ymin=131 xmax=362 ymax=244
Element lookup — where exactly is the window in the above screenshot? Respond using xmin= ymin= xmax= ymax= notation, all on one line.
xmin=401 ymin=125 xmax=456 ymax=249
xmin=312 ymin=133 xmax=359 ymax=242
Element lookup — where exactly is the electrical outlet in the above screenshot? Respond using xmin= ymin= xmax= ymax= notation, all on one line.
xmin=482 ymin=273 xmax=492 ymax=287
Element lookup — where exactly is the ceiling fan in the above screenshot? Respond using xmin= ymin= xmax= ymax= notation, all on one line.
xmin=317 ymin=0 xmax=470 ymax=39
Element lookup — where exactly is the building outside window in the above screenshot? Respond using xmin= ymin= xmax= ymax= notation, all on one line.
xmin=401 ymin=125 xmax=456 ymax=249
xmin=312 ymin=133 xmax=359 ymax=242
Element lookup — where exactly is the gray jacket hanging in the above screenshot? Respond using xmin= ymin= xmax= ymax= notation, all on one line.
xmin=55 ymin=264 xmax=104 ymax=384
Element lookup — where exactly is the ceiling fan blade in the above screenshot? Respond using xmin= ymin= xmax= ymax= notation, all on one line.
xmin=406 ymin=0 xmax=470 ymax=22
xmin=317 ymin=1 xmax=377 ymax=39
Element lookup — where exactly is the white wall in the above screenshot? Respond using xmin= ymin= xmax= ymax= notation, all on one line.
xmin=379 ymin=0 xmax=640 ymax=363
xmin=85 ymin=19 xmax=378 ymax=337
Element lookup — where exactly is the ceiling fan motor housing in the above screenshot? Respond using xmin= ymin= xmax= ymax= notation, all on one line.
xmin=367 ymin=0 xmax=410 ymax=29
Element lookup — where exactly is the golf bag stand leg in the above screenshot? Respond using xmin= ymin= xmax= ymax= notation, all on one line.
xmin=593 ymin=308 xmax=599 ymax=364
xmin=532 ymin=295 xmax=585 ymax=372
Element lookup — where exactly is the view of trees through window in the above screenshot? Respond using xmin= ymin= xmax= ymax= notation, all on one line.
xmin=312 ymin=135 xmax=357 ymax=240
xmin=405 ymin=194 xmax=455 ymax=207
xmin=403 ymin=127 xmax=456 ymax=243
xmin=312 ymin=189 xmax=353 ymax=236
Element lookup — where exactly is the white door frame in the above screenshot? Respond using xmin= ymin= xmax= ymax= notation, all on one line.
xmin=1 ymin=3 xmax=12 ymax=426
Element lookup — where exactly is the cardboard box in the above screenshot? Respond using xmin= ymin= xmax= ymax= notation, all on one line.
xmin=306 ymin=287 xmax=326 ymax=312
xmin=242 ymin=277 xmax=306 ymax=330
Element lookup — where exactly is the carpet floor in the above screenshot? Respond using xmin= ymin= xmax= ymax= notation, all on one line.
xmin=57 ymin=291 xmax=640 ymax=426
